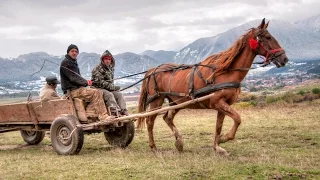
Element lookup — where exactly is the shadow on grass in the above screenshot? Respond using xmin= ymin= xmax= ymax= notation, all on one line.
xmin=0 ymin=143 xmax=52 ymax=151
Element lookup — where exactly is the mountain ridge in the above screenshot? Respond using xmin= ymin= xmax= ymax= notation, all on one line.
xmin=1 ymin=15 xmax=320 ymax=82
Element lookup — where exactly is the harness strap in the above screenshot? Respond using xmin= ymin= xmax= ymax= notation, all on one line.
xmin=120 ymin=63 xmax=216 ymax=91
xmin=195 ymin=66 xmax=208 ymax=85
xmin=194 ymin=82 xmax=240 ymax=98
xmin=144 ymin=64 xmax=196 ymax=95
xmin=151 ymin=65 xmax=161 ymax=95
xmin=146 ymin=82 xmax=241 ymax=105
xmin=143 ymin=63 xmax=225 ymax=104
xmin=146 ymin=91 xmax=189 ymax=104
xmin=189 ymin=66 xmax=196 ymax=96
xmin=168 ymin=69 xmax=176 ymax=93
xmin=146 ymin=94 xmax=160 ymax=105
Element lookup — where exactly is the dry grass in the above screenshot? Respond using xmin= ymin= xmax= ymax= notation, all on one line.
xmin=0 ymin=97 xmax=28 ymax=104
xmin=0 ymin=100 xmax=319 ymax=179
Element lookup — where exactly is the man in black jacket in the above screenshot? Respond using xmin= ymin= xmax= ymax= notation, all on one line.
xmin=60 ymin=44 xmax=113 ymax=121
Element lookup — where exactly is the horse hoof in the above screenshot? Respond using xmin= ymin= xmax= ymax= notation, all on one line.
xmin=218 ymin=134 xmax=228 ymax=144
xmin=175 ymin=140 xmax=184 ymax=151
xmin=217 ymin=151 xmax=229 ymax=157
xmin=215 ymin=146 xmax=229 ymax=157
xmin=151 ymin=147 xmax=159 ymax=154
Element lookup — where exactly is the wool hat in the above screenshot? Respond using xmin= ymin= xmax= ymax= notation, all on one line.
xmin=46 ymin=76 xmax=60 ymax=84
xmin=67 ymin=44 xmax=79 ymax=53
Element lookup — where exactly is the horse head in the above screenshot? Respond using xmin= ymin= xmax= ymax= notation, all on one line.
xmin=250 ymin=18 xmax=289 ymax=67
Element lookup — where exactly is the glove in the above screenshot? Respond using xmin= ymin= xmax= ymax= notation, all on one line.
xmin=114 ymin=85 xmax=121 ymax=91
xmin=87 ymin=80 xmax=92 ymax=86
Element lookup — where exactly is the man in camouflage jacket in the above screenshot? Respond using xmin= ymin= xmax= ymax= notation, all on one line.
xmin=91 ymin=50 xmax=128 ymax=115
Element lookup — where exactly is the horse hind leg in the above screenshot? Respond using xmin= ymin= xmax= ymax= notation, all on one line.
xmin=146 ymin=98 xmax=165 ymax=152
xmin=146 ymin=114 xmax=158 ymax=152
xmin=163 ymin=109 xmax=183 ymax=151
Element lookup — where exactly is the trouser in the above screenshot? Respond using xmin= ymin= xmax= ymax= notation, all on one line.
xmin=100 ymin=89 xmax=127 ymax=110
xmin=70 ymin=87 xmax=109 ymax=121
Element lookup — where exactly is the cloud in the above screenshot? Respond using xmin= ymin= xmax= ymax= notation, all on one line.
xmin=0 ymin=0 xmax=319 ymax=58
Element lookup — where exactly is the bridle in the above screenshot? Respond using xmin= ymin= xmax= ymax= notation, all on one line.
xmin=253 ymin=31 xmax=286 ymax=67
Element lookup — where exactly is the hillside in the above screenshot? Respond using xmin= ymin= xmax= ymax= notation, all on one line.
xmin=174 ymin=16 xmax=320 ymax=64
xmin=1 ymin=15 xmax=320 ymax=83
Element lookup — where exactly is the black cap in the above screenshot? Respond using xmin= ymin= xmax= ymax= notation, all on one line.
xmin=46 ymin=76 xmax=60 ymax=84
xmin=67 ymin=44 xmax=79 ymax=53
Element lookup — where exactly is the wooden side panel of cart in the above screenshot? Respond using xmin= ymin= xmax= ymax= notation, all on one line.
xmin=0 ymin=99 xmax=74 ymax=124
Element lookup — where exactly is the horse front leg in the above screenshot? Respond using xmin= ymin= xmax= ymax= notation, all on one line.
xmin=163 ymin=109 xmax=183 ymax=151
xmin=213 ymin=112 xmax=229 ymax=156
xmin=214 ymin=99 xmax=241 ymax=155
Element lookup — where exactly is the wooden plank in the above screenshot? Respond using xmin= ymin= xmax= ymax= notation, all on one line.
xmin=31 ymin=99 xmax=74 ymax=122
xmin=117 ymin=92 xmax=217 ymax=121
xmin=0 ymin=102 xmax=32 ymax=122
xmin=0 ymin=122 xmax=52 ymax=125
xmin=80 ymin=92 xmax=217 ymax=129
xmin=27 ymin=102 xmax=39 ymax=125
xmin=73 ymin=98 xmax=88 ymax=122
xmin=0 ymin=99 xmax=74 ymax=123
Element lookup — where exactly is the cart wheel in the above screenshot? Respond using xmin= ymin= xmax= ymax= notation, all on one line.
xmin=20 ymin=130 xmax=45 ymax=145
xmin=50 ymin=115 xmax=84 ymax=155
xmin=104 ymin=121 xmax=135 ymax=148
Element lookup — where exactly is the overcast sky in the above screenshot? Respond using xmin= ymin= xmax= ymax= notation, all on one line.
xmin=0 ymin=0 xmax=319 ymax=58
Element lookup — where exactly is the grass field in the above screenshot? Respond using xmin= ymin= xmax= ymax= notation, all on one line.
xmin=0 ymin=98 xmax=319 ymax=179
xmin=0 ymin=97 xmax=29 ymax=104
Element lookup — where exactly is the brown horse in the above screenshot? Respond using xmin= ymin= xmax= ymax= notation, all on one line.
xmin=136 ymin=19 xmax=288 ymax=155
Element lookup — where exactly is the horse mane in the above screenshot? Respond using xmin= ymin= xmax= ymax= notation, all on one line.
xmin=202 ymin=28 xmax=254 ymax=74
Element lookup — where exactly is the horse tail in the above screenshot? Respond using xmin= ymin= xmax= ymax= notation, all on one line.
xmin=136 ymin=72 xmax=149 ymax=130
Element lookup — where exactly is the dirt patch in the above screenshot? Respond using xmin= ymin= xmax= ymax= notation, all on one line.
xmin=270 ymin=172 xmax=309 ymax=179
xmin=0 ymin=144 xmax=28 ymax=150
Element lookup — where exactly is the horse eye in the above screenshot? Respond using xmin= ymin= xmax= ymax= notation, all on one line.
xmin=266 ymin=36 xmax=271 ymax=40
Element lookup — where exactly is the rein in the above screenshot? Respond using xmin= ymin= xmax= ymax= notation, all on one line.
xmin=226 ymin=60 xmax=271 ymax=72
xmin=259 ymin=43 xmax=284 ymax=67
xmin=119 ymin=58 xmax=268 ymax=91
xmin=120 ymin=57 xmax=271 ymax=92
xmin=31 ymin=47 xmax=275 ymax=97
xmin=120 ymin=63 xmax=216 ymax=91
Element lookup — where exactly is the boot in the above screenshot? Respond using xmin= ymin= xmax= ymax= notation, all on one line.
xmin=121 ymin=109 xmax=129 ymax=116
xmin=86 ymin=109 xmax=97 ymax=118
xmin=100 ymin=114 xmax=116 ymax=121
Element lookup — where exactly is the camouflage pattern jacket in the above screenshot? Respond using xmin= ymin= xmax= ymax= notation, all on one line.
xmin=91 ymin=50 xmax=117 ymax=91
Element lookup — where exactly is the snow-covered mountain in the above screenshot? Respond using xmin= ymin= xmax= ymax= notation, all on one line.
xmin=0 ymin=51 xmax=168 ymax=82
xmin=0 ymin=52 xmax=62 ymax=82
xmin=1 ymin=15 xmax=320 ymax=82
xmin=113 ymin=52 xmax=161 ymax=76
xmin=141 ymin=50 xmax=176 ymax=63
xmin=296 ymin=14 xmax=320 ymax=33
xmin=174 ymin=16 xmax=320 ymax=64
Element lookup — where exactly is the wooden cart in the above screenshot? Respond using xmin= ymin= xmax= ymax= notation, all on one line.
xmin=0 ymin=95 xmax=135 ymax=155
xmin=0 ymin=91 xmax=217 ymax=155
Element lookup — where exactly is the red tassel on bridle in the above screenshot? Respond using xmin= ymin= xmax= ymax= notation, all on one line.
xmin=249 ymin=39 xmax=259 ymax=50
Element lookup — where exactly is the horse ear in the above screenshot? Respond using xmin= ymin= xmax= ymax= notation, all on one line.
xmin=264 ymin=21 xmax=269 ymax=29
xmin=258 ymin=18 xmax=266 ymax=29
